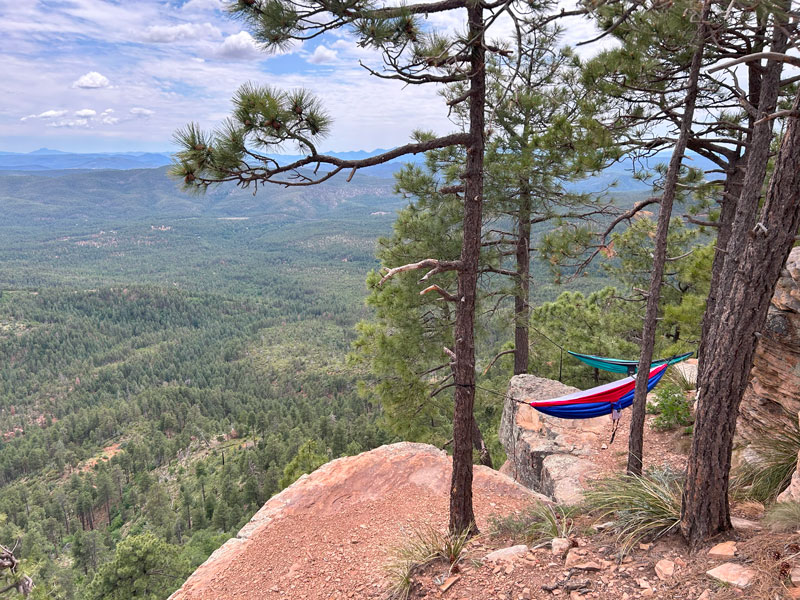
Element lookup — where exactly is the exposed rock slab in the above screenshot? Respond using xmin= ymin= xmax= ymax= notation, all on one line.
xmin=484 ymin=544 xmax=529 ymax=563
xmin=706 ymin=562 xmax=755 ymax=588
xmin=738 ymin=247 xmax=800 ymax=443
xmin=499 ymin=375 xmax=611 ymax=503
xmin=169 ymin=442 xmax=545 ymax=599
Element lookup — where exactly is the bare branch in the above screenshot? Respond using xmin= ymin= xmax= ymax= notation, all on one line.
xmin=709 ymin=51 xmax=800 ymax=73
xmin=482 ymin=349 xmax=515 ymax=375
xmin=379 ymin=259 xmax=461 ymax=285
xmin=420 ymin=284 xmax=459 ymax=302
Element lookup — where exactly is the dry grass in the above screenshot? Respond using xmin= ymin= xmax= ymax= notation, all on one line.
xmin=713 ymin=532 xmax=800 ymax=600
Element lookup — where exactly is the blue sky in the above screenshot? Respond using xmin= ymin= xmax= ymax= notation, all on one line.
xmin=0 ymin=0 xmax=604 ymax=153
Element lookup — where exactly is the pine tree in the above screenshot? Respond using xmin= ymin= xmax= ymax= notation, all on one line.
xmin=172 ymin=0 xmax=586 ymax=535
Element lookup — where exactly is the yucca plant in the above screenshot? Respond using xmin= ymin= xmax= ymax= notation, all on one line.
xmin=384 ymin=525 xmax=471 ymax=599
xmin=764 ymin=501 xmax=800 ymax=533
xmin=664 ymin=364 xmax=696 ymax=392
xmin=730 ymin=425 xmax=800 ymax=502
xmin=584 ymin=467 xmax=683 ymax=556
xmin=490 ymin=501 xmax=576 ymax=543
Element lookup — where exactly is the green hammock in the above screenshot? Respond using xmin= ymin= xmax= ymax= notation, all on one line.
xmin=567 ymin=350 xmax=694 ymax=375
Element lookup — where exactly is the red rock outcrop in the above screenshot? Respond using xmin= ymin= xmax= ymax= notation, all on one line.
xmin=737 ymin=247 xmax=800 ymax=443
xmin=499 ymin=375 xmax=612 ymax=504
xmin=169 ymin=442 xmax=544 ymax=600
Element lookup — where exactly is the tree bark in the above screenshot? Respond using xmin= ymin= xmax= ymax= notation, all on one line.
xmin=627 ymin=0 xmax=711 ymax=476
xmin=681 ymin=98 xmax=800 ymax=547
xmin=449 ymin=0 xmax=485 ymax=536
xmin=697 ymin=5 xmax=790 ymax=372
xmin=514 ymin=185 xmax=532 ymax=375
xmin=471 ymin=419 xmax=493 ymax=469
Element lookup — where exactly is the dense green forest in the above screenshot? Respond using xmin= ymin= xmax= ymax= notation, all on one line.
xmin=0 ymin=195 xmax=406 ymax=598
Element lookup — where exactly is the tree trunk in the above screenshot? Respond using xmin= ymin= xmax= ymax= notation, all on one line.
xmin=472 ymin=419 xmax=493 ymax=469
xmin=681 ymin=97 xmax=800 ymax=546
xmin=514 ymin=185 xmax=532 ymax=375
xmin=627 ymin=0 xmax=711 ymax=476
xmin=696 ymin=6 xmax=789 ymax=374
xmin=449 ymin=0 xmax=485 ymax=536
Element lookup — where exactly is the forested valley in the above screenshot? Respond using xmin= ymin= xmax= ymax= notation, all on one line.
xmin=0 ymin=159 xmax=700 ymax=598
xmin=3 ymin=0 xmax=798 ymax=596
xmin=0 ymin=187 xmax=404 ymax=598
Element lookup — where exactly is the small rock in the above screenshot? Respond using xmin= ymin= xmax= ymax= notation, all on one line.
xmin=708 ymin=540 xmax=737 ymax=557
xmin=655 ymin=559 xmax=674 ymax=580
xmin=641 ymin=589 xmax=654 ymax=597
xmin=485 ymin=545 xmax=529 ymax=563
xmin=637 ymin=578 xmax=651 ymax=589
xmin=706 ymin=562 xmax=756 ymax=588
xmin=564 ymin=549 xmax=581 ymax=568
xmin=696 ymin=590 xmax=711 ymax=600
xmin=639 ymin=543 xmax=651 ymax=551
xmin=787 ymin=588 xmax=800 ymax=599
xmin=600 ymin=443 xmax=608 ymax=450
xmin=440 ymin=575 xmax=460 ymax=592
xmin=594 ymin=521 xmax=615 ymax=531
xmin=522 ymin=587 xmax=532 ymax=600
xmin=552 ymin=537 xmax=571 ymax=556
xmin=505 ymin=563 xmax=514 ymax=575
xmin=792 ymin=566 xmax=800 ymax=587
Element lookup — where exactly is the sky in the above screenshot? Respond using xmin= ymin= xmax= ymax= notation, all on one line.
xmin=0 ymin=0 xmax=606 ymax=154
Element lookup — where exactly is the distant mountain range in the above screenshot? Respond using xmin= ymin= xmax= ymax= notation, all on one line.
xmin=0 ymin=147 xmax=722 ymax=227
xmin=0 ymin=148 xmax=412 ymax=175
xmin=0 ymin=165 xmax=401 ymax=227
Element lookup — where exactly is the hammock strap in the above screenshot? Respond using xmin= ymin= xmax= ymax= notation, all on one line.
xmin=608 ymin=405 xmax=622 ymax=445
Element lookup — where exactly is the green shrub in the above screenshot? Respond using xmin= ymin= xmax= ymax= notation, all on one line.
xmin=731 ymin=425 xmax=800 ymax=502
xmin=650 ymin=384 xmax=693 ymax=432
xmin=583 ymin=467 xmax=683 ymax=556
xmin=490 ymin=501 xmax=575 ymax=543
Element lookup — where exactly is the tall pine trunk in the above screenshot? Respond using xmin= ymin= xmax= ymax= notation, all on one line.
xmin=627 ymin=0 xmax=711 ymax=475
xmin=514 ymin=185 xmax=532 ymax=375
xmin=450 ymin=0 xmax=485 ymax=536
xmin=682 ymin=88 xmax=800 ymax=546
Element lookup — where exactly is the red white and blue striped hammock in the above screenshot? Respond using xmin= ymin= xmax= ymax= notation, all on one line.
xmin=527 ymin=363 xmax=669 ymax=420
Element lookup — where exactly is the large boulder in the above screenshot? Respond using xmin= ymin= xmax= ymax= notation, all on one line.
xmin=499 ymin=375 xmax=611 ymax=504
xmin=169 ymin=442 xmax=545 ymax=599
xmin=737 ymin=247 xmax=800 ymax=443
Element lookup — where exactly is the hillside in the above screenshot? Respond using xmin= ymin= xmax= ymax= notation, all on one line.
xmin=0 ymin=166 xmax=398 ymax=226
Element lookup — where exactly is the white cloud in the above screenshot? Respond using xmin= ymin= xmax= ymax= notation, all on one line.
xmin=215 ymin=31 xmax=262 ymax=60
xmin=74 ymin=108 xmax=97 ymax=117
xmin=72 ymin=71 xmax=110 ymax=89
xmin=47 ymin=118 xmax=89 ymax=128
xmin=101 ymin=108 xmax=114 ymax=115
xmin=308 ymin=45 xmax=338 ymax=65
xmin=182 ymin=0 xmax=224 ymax=12
xmin=130 ymin=107 xmax=155 ymax=117
xmin=20 ymin=109 xmax=69 ymax=121
xmin=141 ymin=22 xmax=220 ymax=43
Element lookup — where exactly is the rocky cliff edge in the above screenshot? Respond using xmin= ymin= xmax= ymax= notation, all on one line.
xmin=169 ymin=442 xmax=545 ymax=599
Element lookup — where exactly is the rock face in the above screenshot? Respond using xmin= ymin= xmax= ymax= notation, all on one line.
xmin=737 ymin=247 xmax=800 ymax=443
xmin=169 ymin=442 xmax=544 ymax=600
xmin=499 ymin=375 xmax=611 ymax=504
